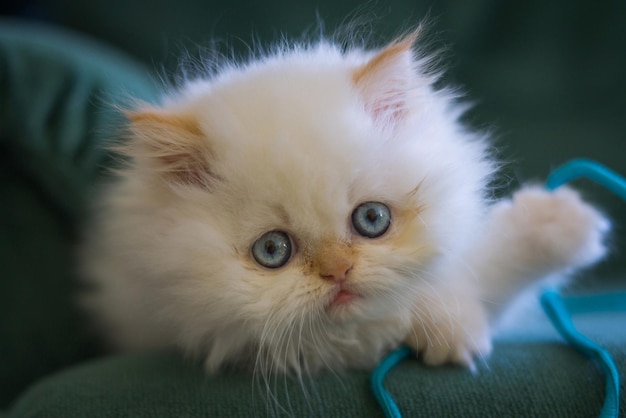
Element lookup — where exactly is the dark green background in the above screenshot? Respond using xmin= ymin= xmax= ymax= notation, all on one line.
xmin=32 ymin=0 xmax=626 ymax=278
xmin=1 ymin=0 xmax=625 ymax=416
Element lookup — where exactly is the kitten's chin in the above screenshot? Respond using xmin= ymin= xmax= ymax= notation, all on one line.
xmin=333 ymin=290 xmax=357 ymax=305
xmin=324 ymin=285 xmax=413 ymax=324
xmin=324 ymin=286 xmax=394 ymax=322
xmin=324 ymin=287 xmax=363 ymax=319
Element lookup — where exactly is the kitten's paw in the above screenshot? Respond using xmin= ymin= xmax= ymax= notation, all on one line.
xmin=494 ymin=185 xmax=609 ymax=271
xmin=404 ymin=301 xmax=492 ymax=369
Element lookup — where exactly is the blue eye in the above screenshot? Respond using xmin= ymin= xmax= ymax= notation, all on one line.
xmin=251 ymin=231 xmax=292 ymax=268
xmin=352 ymin=202 xmax=391 ymax=238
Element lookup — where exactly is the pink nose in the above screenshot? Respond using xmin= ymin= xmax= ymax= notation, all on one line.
xmin=319 ymin=262 xmax=353 ymax=282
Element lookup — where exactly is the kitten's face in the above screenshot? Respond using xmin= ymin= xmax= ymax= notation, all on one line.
xmin=203 ymin=60 xmax=435 ymax=322
xmin=144 ymin=71 xmax=436 ymax=326
xmin=121 ymin=36 xmax=490 ymax=369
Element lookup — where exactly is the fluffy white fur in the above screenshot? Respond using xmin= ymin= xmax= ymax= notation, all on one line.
xmin=80 ymin=31 xmax=608 ymax=377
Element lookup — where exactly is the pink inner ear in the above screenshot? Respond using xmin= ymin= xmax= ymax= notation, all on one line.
xmin=352 ymin=33 xmax=418 ymax=129
xmin=158 ymin=151 xmax=212 ymax=187
xmin=368 ymin=91 xmax=407 ymax=125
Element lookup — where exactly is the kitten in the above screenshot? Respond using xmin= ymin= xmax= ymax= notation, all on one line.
xmin=80 ymin=29 xmax=608 ymax=376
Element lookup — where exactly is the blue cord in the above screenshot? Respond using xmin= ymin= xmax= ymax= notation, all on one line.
xmin=370 ymin=346 xmax=414 ymax=418
xmin=540 ymin=291 xmax=622 ymax=418
xmin=371 ymin=159 xmax=623 ymax=418
xmin=543 ymin=158 xmax=625 ymax=418
xmin=545 ymin=158 xmax=626 ymax=196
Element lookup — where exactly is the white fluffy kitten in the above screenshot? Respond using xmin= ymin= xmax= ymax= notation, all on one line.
xmin=80 ymin=30 xmax=608 ymax=375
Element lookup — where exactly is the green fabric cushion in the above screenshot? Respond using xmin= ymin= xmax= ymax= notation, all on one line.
xmin=6 ymin=308 xmax=626 ymax=417
xmin=6 ymin=341 xmax=624 ymax=417
xmin=0 ymin=19 xmax=158 ymax=408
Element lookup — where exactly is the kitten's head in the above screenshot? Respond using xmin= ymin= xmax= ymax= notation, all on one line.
xmin=114 ymin=32 xmax=493 ymax=372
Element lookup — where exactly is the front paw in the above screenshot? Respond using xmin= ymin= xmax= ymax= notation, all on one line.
xmin=404 ymin=302 xmax=492 ymax=370
xmin=493 ymin=185 xmax=609 ymax=271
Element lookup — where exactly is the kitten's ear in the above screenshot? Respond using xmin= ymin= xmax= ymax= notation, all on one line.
xmin=352 ymin=31 xmax=420 ymax=129
xmin=125 ymin=108 xmax=214 ymax=187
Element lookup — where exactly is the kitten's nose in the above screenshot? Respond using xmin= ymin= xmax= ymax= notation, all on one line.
xmin=319 ymin=261 xmax=353 ymax=282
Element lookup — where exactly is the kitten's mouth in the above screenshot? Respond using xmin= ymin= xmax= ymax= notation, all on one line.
xmin=333 ymin=290 xmax=356 ymax=305
xmin=328 ymin=287 xmax=361 ymax=309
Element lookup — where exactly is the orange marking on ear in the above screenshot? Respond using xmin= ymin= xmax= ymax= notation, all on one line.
xmin=351 ymin=30 xmax=421 ymax=127
xmin=352 ymin=31 xmax=419 ymax=85
xmin=127 ymin=109 xmax=204 ymax=137
xmin=125 ymin=108 xmax=218 ymax=188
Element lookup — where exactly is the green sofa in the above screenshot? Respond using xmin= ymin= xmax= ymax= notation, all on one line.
xmin=1 ymin=1 xmax=625 ymax=416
